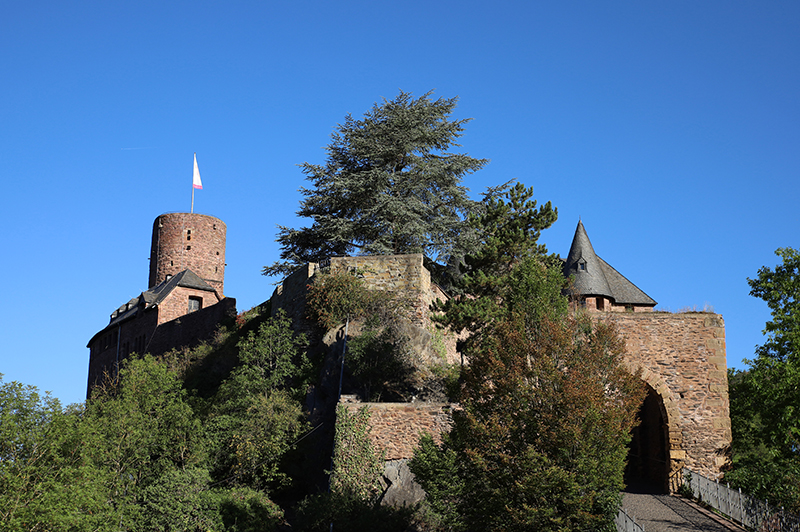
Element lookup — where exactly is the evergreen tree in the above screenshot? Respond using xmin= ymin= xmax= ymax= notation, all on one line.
xmin=263 ymin=90 xmax=487 ymax=277
xmin=412 ymin=187 xmax=642 ymax=531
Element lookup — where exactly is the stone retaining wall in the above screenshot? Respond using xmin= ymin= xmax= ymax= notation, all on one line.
xmin=339 ymin=401 xmax=453 ymax=460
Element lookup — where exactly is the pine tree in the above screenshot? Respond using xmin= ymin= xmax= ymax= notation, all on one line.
xmin=263 ymin=91 xmax=487 ymax=277
xmin=412 ymin=187 xmax=642 ymax=531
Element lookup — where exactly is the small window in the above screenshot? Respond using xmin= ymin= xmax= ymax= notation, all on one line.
xmin=187 ymin=235 xmax=191 ymax=241
xmin=188 ymin=296 xmax=202 ymax=313
xmin=186 ymin=245 xmax=191 ymax=250
xmin=579 ymin=263 xmax=586 ymax=271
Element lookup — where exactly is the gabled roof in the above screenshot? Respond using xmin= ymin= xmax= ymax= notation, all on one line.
xmin=89 ymin=270 xmax=217 ymax=346
xmin=563 ymin=221 xmax=656 ymax=306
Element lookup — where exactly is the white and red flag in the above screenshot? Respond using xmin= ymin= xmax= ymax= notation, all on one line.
xmin=193 ymin=153 xmax=203 ymax=189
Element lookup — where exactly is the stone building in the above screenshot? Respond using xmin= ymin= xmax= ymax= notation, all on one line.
xmin=270 ymin=221 xmax=732 ymax=496
xmin=562 ymin=220 xmax=731 ymax=491
xmin=86 ymin=212 xmax=236 ymax=395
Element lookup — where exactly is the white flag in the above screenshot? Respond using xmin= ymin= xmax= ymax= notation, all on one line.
xmin=193 ymin=153 xmax=203 ymax=190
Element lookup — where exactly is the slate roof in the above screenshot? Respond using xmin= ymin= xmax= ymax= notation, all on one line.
xmin=88 ymin=270 xmax=217 ymax=347
xmin=562 ymin=221 xmax=656 ymax=306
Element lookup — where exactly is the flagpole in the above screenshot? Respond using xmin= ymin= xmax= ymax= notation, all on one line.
xmin=189 ymin=152 xmax=197 ymax=214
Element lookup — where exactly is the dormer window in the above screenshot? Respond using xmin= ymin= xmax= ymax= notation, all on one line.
xmin=578 ymin=259 xmax=587 ymax=271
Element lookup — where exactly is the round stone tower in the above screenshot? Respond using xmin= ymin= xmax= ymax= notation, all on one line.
xmin=148 ymin=213 xmax=226 ymax=295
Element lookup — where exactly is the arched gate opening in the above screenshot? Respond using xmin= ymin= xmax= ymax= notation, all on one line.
xmin=625 ymin=383 xmax=669 ymax=493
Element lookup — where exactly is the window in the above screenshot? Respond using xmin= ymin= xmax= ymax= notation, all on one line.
xmin=188 ymin=296 xmax=202 ymax=313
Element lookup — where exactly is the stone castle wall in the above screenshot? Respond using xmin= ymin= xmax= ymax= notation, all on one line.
xmin=340 ymin=401 xmax=453 ymax=461
xmin=270 ymin=255 xmax=458 ymax=363
xmin=602 ymin=311 xmax=731 ymax=480
xmin=272 ymin=255 xmax=732 ymax=489
xmin=86 ymin=297 xmax=236 ymax=394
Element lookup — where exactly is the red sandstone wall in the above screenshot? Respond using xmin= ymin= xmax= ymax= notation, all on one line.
xmin=602 ymin=312 xmax=731 ymax=480
xmin=156 ymin=287 xmax=221 ymax=325
xmin=86 ymin=298 xmax=236 ymax=397
xmin=148 ymin=297 xmax=236 ymax=357
xmin=341 ymin=402 xmax=453 ymax=460
xmin=149 ymin=213 xmax=226 ymax=295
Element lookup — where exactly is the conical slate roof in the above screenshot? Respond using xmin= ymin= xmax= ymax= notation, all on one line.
xmin=563 ymin=221 xmax=656 ymax=306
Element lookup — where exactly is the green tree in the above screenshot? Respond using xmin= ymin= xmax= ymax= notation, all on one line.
xmin=82 ymin=355 xmax=212 ymax=529
xmin=726 ymin=247 xmax=800 ymax=512
xmin=207 ymin=311 xmax=308 ymax=492
xmin=434 ymin=182 xmax=558 ymax=333
xmin=0 ymin=377 xmax=112 ymax=531
xmin=413 ymin=188 xmax=642 ymax=531
xmin=748 ymin=247 xmax=800 ymax=363
xmin=294 ymin=405 xmax=414 ymax=532
xmin=263 ymin=90 xmax=487 ymax=277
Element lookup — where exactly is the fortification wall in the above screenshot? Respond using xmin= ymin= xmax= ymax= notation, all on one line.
xmin=148 ymin=297 xmax=236 ymax=356
xmin=270 ymin=255 xmax=457 ymax=362
xmin=602 ymin=311 xmax=731 ymax=480
xmin=340 ymin=401 xmax=453 ymax=461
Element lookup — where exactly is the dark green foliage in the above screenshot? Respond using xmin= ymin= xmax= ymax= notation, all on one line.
xmin=306 ymin=269 xmax=418 ymax=400
xmin=330 ymin=405 xmax=384 ymax=500
xmin=83 ymin=355 xmax=211 ymax=529
xmin=264 ymin=90 xmax=487 ymax=277
xmin=726 ymin=248 xmax=800 ymax=513
xmin=435 ymin=182 xmax=558 ymax=333
xmin=305 ymin=269 xmax=395 ymax=330
xmin=0 ymin=303 xmax=316 ymax=530
xmin=217 ymin=487 xmax=285 ymax=532
xmin=413 ymin=188 xmax=642 ymax=531
xmin=408 ymin=434 xmax=465 ymax=531
xmin=232 ymin=308 xmax=309 ymax=397
xmin=294 ymin=492 xmax=416 ymax=532
xmin=0 ymin=377 xmax=112 ymax=531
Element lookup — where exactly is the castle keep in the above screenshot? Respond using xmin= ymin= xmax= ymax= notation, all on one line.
xmin=86 ymin=213 xmax=236 ymax=395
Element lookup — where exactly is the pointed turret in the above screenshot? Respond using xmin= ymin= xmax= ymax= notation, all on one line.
xmin=563 ymin=220 xmax=656 ymax=309
xmin=563 ymin=220 xmax=614 ymax=299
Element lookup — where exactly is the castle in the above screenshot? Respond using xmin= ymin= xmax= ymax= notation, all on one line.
xmin=87 ymin=213 xmax=731 ymax=496
xmin=86 ymin=213 xmax=236 ymax=393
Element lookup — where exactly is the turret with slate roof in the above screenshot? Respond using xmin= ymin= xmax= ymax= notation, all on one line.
xmin=563 ymin=220 xmax=656 ymax=312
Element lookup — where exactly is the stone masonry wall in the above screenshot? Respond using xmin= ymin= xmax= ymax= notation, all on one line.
xmin=601 ymin=311 xmax=731 ymax=480
xmin=149 ymin=213 xmax=227 ymax=295
xmin=340 ymin=401 xmax=453 ymax=461
xmin=156 ymin=287 xmax=222 ymax=325
xmin=270 ymin=255 xmax=458 ymax=363
xmin=328 ymin=254 xmax=431 ymax=326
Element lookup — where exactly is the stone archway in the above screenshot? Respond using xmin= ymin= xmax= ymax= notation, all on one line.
xmin=624 ymin=366 xmax=683 ymax=493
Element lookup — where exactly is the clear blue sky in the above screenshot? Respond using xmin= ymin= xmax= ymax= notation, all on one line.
xmin=1 ymin=2 xmax=797 ymax=406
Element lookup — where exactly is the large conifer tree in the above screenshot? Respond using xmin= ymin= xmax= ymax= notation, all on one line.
xmin=263 ymin=91 xmax=487 ymax=277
